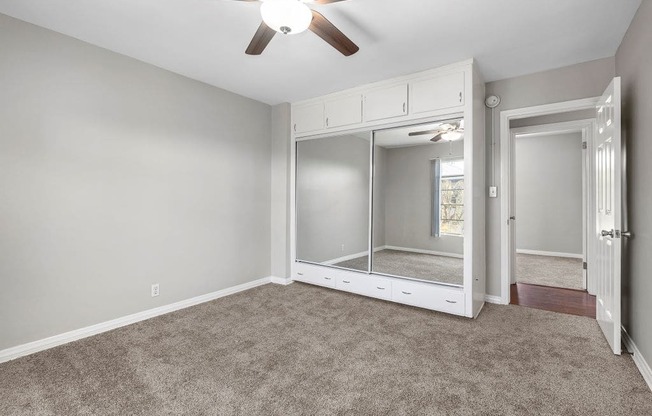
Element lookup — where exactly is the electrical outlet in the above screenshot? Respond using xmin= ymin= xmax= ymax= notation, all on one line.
xmin=151 ymin=283 xmax=160 ymax=297
xmin=489 ymin=186 xmax=497 ymax=198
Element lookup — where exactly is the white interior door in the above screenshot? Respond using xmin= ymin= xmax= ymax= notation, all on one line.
xmin=594 ymin=77 xmax=622 ymax=355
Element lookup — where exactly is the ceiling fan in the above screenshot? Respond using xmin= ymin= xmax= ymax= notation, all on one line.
xmin=408 ymin=120 xmax=465 ymax=143
xmin=232 ymin=0 xmax=359 ymax=56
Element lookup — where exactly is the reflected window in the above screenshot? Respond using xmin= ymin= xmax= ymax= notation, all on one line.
xmin=434 ymin=158 xmax=464 ymax=236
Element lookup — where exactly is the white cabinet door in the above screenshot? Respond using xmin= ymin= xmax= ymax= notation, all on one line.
xmin=325 ymin=94 xmax=362 ymax=128
xmin=410 ymin=72 xmax=464 ymax=115
xmin=293 ymin=103 xmax=324 ymax=134
xmin=364 ymin=84 xmax=408 ymax=122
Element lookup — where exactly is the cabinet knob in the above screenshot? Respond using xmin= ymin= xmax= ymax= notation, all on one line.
xmin=445 ymin=300 xmax=457 ymax=304
xmin=401 ymin=291 xmax=412 ymax=295
xmin=326 ymin=117 xmax=329 ymax=127
xmin=343 ymin=280 xmax=351 ymax=284
xmin=402 ymin=102 xmax=406 ymax=113
xmin=459 ymin=91 xmax=462 ymax=103
xmin=376 ymin=286 xmax=386 ymax=290
xmin=293 ymin=123 xmax=297 ymax=132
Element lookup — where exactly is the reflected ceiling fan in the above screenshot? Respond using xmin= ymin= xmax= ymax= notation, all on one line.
xmin=408 ymin=120 xmax=465 ymax=143
xmin=232 ymin=0 xmax=359 ymax=56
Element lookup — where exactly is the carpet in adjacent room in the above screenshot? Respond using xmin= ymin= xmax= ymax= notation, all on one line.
xmin=516 ymin=253 xmax=584 ymax=290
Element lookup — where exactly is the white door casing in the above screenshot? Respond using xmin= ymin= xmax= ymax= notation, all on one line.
xmin=499 ymin=98 xmax=600 ymax=305
xmin=594 ymin=77 xmax=622 ymax=355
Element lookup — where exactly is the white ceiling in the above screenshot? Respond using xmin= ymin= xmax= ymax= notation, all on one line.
xmin=0 ymin=0 xmax=641 ymax=105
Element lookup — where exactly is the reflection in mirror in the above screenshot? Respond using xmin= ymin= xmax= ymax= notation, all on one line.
xmin=296 ymin=133 xmax=370 ymax=272
xmin=371 ymin=118 xmax=465 ymax=285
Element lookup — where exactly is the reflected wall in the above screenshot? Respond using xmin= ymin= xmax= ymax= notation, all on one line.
xmin=296 ymin=134 xmax=370 ymax=272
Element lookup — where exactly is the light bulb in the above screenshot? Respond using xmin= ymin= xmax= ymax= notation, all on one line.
xmin=441 ymin=131 xmax=463 ymax=141
xmin=261 ymin=0 xmax=313 ymax=35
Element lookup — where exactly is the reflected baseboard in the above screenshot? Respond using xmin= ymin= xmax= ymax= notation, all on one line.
xmin=323 ymin=246 xmax=386 ymax=265
xmin=322 ymin=245 xmax=463 ymax=267
xmin=384 ymin=245 xmax=463 ymax=259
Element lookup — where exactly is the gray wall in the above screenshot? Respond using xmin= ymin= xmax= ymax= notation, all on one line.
xmin=485 ymin=57 xmax=615 ymax=296
xmin=271 ymin=104 xmax=291 ymax=278
xmin=616 ymin=0 xmax=652 ymax=376
xmin=515 ymin=133 xmax=583 ymax=255
xmin=382 ymin=141 xmax=464 ymax=255
xmin=0 ymin=15 xmax=272 ymax=350
xmin=296 ymin=135 xmax=370 ymax=263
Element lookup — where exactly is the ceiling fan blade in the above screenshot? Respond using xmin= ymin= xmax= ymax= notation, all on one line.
xmin=430 ymin=133 xmax=445 ymax=143
xmin=409 ymin=129 xmax=441 ymax=137
xmin=309 ymin=10 xmax=359 ymax=56
xmin=245 ymin=21 xmax=276 ymax=55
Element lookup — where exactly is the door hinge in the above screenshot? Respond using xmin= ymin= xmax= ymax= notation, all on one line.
xmin=583 ymin=262 xmax=587 ymax=270
xmin=582 ymin=142 xmax=587 ymax=150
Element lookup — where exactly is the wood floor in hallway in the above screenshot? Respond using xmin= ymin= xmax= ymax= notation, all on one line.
xmin=510 ymin=283 xmax=596 ymax=318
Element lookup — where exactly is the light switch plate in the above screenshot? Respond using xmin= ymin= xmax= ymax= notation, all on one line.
xmin=489 ymin=186 xmax=497 ymax=198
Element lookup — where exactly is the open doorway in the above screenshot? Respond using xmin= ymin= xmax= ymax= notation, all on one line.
xmin=511 ymin=123 xmax=586 ymax=291
xmin=501 ymin=109 xmax=598 ymax=318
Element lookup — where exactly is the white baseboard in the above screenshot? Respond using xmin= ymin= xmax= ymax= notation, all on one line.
xmin=384 ymin=245 xmax=464 ymax=259
xmin=516 ymin=249 xmax=583 ymax=259
xmin=0 ymin=276 xmax=274 ymax=364
xmin=270 ymin=276 xmax=293 ymax=286
xmin=622 ymin=326 xmax=652 ymax=392
xmin=484 ymin=294 xmax=507 ymax=305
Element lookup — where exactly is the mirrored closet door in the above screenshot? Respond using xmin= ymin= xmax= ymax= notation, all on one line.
xmin=295 ymin=118 xmax=466 ymax=286
xmin=295 ymin=133 xmax=371 ymax=272
xmin=371 ymin=119 xmax=465 ymax=286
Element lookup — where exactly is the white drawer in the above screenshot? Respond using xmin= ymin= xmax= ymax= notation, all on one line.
xmin=294 ymin=263 xmax=336 ymax=289
xmin=337 ymin=274 xmax=392 ymax=301
xmin=362 ymin=276 xmax=392 ymax=301
xmin=392 ymin=280 xmax=464 ymax=315
xmin=336 ymin=273 xmax=367 ymax=294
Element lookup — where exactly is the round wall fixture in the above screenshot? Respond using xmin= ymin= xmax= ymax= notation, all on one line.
xmin=485 ymin=95 xmax=501 ymax=108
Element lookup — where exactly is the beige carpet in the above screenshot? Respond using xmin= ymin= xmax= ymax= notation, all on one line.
xmin=1 ymin=283 xmax=650 ymax=415
xmin=335 ymin=249 xmax=463 ymax=285
xmin=516 ymin=253 xmax=584 ymax=290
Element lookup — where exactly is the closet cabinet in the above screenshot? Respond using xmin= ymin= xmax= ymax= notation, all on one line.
xmin=363 ymin=84 xmax=408 ymax=121
xmin=290 ymin=59 xmax=486 ymax=318
xmin=325 ymin=94 xmax=362 ymax=128
xmin=293 ymin=102 xmax=324 ymax=134
xmin=410 ymin=72 xmax=465 ymax=115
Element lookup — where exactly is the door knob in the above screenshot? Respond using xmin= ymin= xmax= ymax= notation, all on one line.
xmin=601 ymin=229 xmax=614 ymax=238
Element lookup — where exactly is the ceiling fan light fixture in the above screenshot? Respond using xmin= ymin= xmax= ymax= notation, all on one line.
xmin=441 ymin=131 xmax=463 ymax=142
xmin=261 ymin=0 xmax=313 ymax=35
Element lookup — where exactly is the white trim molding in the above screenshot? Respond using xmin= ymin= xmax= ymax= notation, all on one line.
xmin=270 ymin=276 xmax=293 ymax=285
xmin=516 ymin=249 xmax=583 ymax=259
xmin=622 ymin=327 xmax=652 ymax=392
xmin=0 ymin=276 xmax=275 ymax=364
xmin=484 ymin=294 xmax=507 ymax=305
